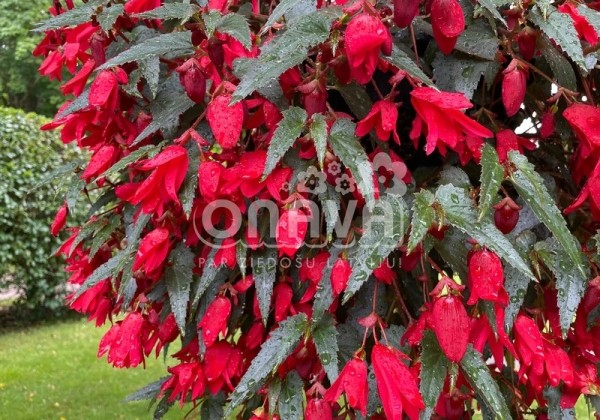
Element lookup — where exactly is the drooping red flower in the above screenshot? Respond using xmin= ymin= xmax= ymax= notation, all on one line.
xmin=276 ymin=209 xmax=309 ymax=257
xmin=199 ymin=296 xmax=232 ymax=347
xmin=494 ymin=197 xmax=521 ymax=234
xmin=430 ymin=0 xmax=465 ymax=55
xmin=331 ymin=257 xmax=352 ymax=295
xmin=127 ymin=145 xmax=189 ymax=215
xmin=564 ymin=162 xmax=600 ymax=219
xmin=356 ymin=100 xmax=399 ymax=142
xmin=132 ymin=227 xmax=170 ymax=276
xmin=89 ymin=68 xmax=127 ymax=109
xmin=563 ymin=103 xmax=600 ymax=159
xmin=177 ymin=59 xmax=206 ymax=104
xmin=160 ymin=362 xmax=206 ymax=406
xmin=393 ymin=0 xmax=420 ymax=28
xmin=207 ymin=94 xmax=244 ymax=149
xmin=502 ymin=60 xmax=527 ymax=117
xmin=517 ymin=27 xmax=537 ymax=61
xmin=558 ymin=3 xmax=599 ymax=45
xmin=51 ymin=202 xmax=69 ymax=236
xmin=410 ymin=87 xmax=492 ymax=156
xmin=344 ymin=14 xmax=392 ymax=84
xmin=323 ymin=356 xmax=368 ymax=415
xmin=431 ymin=293 xmax=470 ymax=362
xmin=371 ymin=344 xmax=425 ymax=420
xmin=495 ymin=129 xmax=536 ymax=162
xmin=81 ymin=144 xmax=119 ymax=182
xmin=305 ymin=398 xmax=333 ymax=420
xmin=540 ymin=110 xmax=555 ymax=139
xmin=467 ymin=248 xmax=507 ymax=306
xmin=98 ymin=312 xmax=148 ymax=368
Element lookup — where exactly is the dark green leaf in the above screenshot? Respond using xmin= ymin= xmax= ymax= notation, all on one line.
xmin=328 ymin=119 xmax=376 ymax=208
xmin=312 ymin=313 xmax=339 ymax=381
xmin=433 ymin=53 xmax=500 ymax=99
xmin=34 ymin=0 xmax=102 ymax=31
xmin=535 ymin=238 xmax=589 ymax=334
xmin=544 ymin=387 xmax=576 ymax=419
xmin=540 ymin=36 xmax=577 ymax=91
xmin=478 ymin=144 xmax=504 ymax=221
xmin=236 ymin=240 xmax=248 ymax=278
xmin=99 ymin=32 xmax=194 ymax=70
xmin=439 ymin=166 xmax=471 ymax=188
xmin=318 ymin=184 xmax=341 ymax=242
xmin=454 ymin=21 xmax=499 ymax=61
xmin=75 ymin=251 xmax=126 ymax=297
xmin=191 ymin=245 xmax=227 ymax=307
xmin=96 ymin=144 xmax=162 ymax=181
xmin=124 ymin=377 xmax=168 ymax=402
xmin=165 ymin=243 xmax=195 ymax=334
xmin=180 ymin=143 xmax=200 ymax=219
xmin=232 ymin=10 xmax=335 ymax=101
xmin=477 ymin=0 xmax=507 ymax=26
xmin=225 ymin=313 xmax=308 ymax=414
xmin=252 ymin=247 xmax=278 ymax=322
xmin=460 ymin=345 xmax=512 ymax=419
xmin=32 ymin=160 xmax=80 ymax=190
xmin=97 ymin=4 xmax=124 ymax=32
xmin=261 ymin=0 xmax=316 ymax=34
xmin=312 ymin=244 xmax=342 ymax=321
xmin=508 ymin=151 xmax=587 ymax=278
xmin=140 ymin=56 xmax=161 ymax=98
xmin=278 ymin=371 xmax=304 ymax=420
xmin=336 ymin=83 xmax=373 ymax=120
xmin=343 ymin=194 xmax=408 ymax=302
xmin=504 ymin=264 xmax=530 ymax=331
xmin=420 ymin=331 xmax=448 ymax=419
xmin=310 ymin=113 xmax=328 ymax=169
xmin=386 ymin=45 xmax=435 ymax=87
xmin=263 ymin=107 xmax=307 ymax=178
xmin=435 ymin=184 xmax=535 ymax=281
xmin=89 ymin=215 xmax=121 ymax=258
xmin=408 ymin=190 xmax=435 ymax=252
xmin=529 ymin=5 xmax=585 ymax=69
xmin=433 ymin=227 xmax=470 ymax=281
xmin=136 ymin=3 xmax=200 ymax=21
xmin=215 ymin=13 xmax=252 ymax=49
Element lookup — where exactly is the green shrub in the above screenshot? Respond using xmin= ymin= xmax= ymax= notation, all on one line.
xmin=0 ymin=107 xmax=80 ymax=317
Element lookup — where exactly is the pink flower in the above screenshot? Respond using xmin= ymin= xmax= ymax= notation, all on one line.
xmin=410 ymin=87 xmax=492 ymax=156
xmin=356 ymin=100 xmax=399 ymax=142
xmin=344 ymin=14 xmax=392 ymax=84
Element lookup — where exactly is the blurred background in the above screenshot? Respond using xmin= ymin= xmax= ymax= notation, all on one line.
xmin=0 ymin=1 xmax=179 ymax=418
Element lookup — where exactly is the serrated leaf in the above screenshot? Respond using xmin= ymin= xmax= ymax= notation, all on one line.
xmin=252 ymin=247 xmax=278 ymax=322
xmin=312 ymin=314 xmax=340 ymax=381
xmin=529 ymin=5 xmax=585 ymax=69
xmin=33 ymin=0 xmax=102 ymax=31
xmin=503 ymin=264 xmax=530 ymax=331
xmin=89 ymin=216 xmax=121 ymax=259
xmin=96 ymin=144 xmax=162 ymax=181
xmin=454 ymin=21 xmax=499 ymax=61
xmin=477 ymin=0 xmax=507 ymax=26
xmin=328 ymin=119 xmax=376 ymax=208
xmin=433 ymin=226 xmax=470 ymax=281
xmin=432 ymin=54 xmax=500 ymax=99
xmin=508 ymin=151 xmax=587 ymax=278
xmin=268 ymin=379 xmax=282 ymax=414
xmin=420 ymin=331 xmax=448 ymax=420
xmin=140 ymin=55 xmax=161 ymax=98
xmin=478 ymin=144 xmax=504 ymax=220
xmin=263 ymin=107 xmax=307 ymax=179
xmin=261 ymin=0 xmax=316 ymax=34
xmin=460 ymin=345 xmax=512 ymax=419
xmin=343 ymin=194 xmax=408 ymax=302
xmin=75 ymin=251 xmax=126 ymax=298
xmin=236 ymin=240 xmax=248 ymax=278
xmin=540 ymin=36 xmax=577 ymax=91
xmin=439 ymin=166 xmax=471 ymax=188
xmin=386 ymin=45 xmax=435 ymax=87
xmin=310 ymin=113 xmax=328 ymax=169
xmin=215 ymin=13 xmax=252 ymax=50
xmin=278 ymin=371 xmax=304 ymax=420
xmin=225 ymin=313 xmax=308 ymax=414
xmin=312 ymin=245 xmax=342 ymax=321
xmin=132 ymin=75 xmax=195 ymax=145
xmin=97 ymin=4 xmax=124 ymax=32
xmin=165 ymin=243 xmax=195 ymax=334
xmin=32 ymin=160 xmax=81 ymax=190
xmin=180 ymin=143 xmax=200 ymax=219
xmin=57 ymin=88 xmax=90 ymax=119
xmin=136 ymin=3 xmax=200 ymax=21
xmin=191 ymin=245 xmax=227 ymax=308
xmin=99 ymin=32 xmax=194 ymax=70
xmin=535 ymin=238 xmax=588 ymax=334
xmin=124 ymin=377 xmax=169 ymax=402
xmin=319 ymin=184 xmax=341 ymax=242
xmin=435 ymin=184 xmax=535 ymax=281
xmin=232 ymin=10 xmax=335 ymax=101
xmin=336 ymin=83 xmax=372 ymax=120
xmin=408 ymin=190 xmax=436 ymax=252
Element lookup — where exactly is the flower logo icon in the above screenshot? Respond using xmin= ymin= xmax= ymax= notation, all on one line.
xmin=297 ymin=166 xmax=327 ymax=194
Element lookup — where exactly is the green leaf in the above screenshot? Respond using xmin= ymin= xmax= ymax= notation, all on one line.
xmin=478 ymin=144 xmax=504 ymax=221
xmin=508 ymin=151 xmax=587 ymax=278
xmin=336 ymin=83 xmax=373 ymax=120
xmin=328 ymin=119 xmax=376 ymax=208
xmin=96 ymin=144 xmax=162 ymax=181
xmin=268 ymin=379 xmax=283 ymax=414
xmin=236 ymin=240 xmax=248 ymax=278
xmin=124 ymin=377 xmax=168 ymax=402
xmin=433 ymin=227 xmax=470 ymax=281
xmin=89 ymin=215 xmax=121 ymax=259
xmin=318 ymin=184 xmax=341 ymax=242
xmin=460 ymin=345 xmax=512 ymax=419
xmin=75 ymin=251 xmax=127 ymax=297
xmin=477 ymin=0 xmax=507 ymax=26
xmin=454 ymin=21 xmax=499 ymax=61
xmin=191 ymin=245 xmax=228 ymax=308
xmin=31 ymin=160 xmax=80 ymax=190
xmin=439 ymin=166 xmax=471 ymax=188
xmin=97 ymin=4 xmax=124 ymax=32
xmin=420 ymin=331 xmax=448 ymax=420
xmin=232 ymin=10 xmax=335 ymax=101
xmin=99 ymin=32 xmax=194 ymax=70
xmin=180 ymin=143 xmax=200 ymax=219
xmin=33 ymin=0 xmax=102 ymax=31
xmin=261 ymin=0 xmax=316 ymax=34
xmin=136 ymin=3 xmax=200 ymax=22
xmin=540 ymin=36 xmax=577 ymax=91
xmin=215 ymin=13 xmax=252 ymax=50
xmin=432 ymin=54 xmax=500 ymax=100
xmin=225 ymin=313 xmax=308 ymax=414
xmin=165 ymin=243 xmax=195 ymax=334
xmin=310 ymin=113 xmax=328 ymax=169
xmin=139 ymin=56 xmax=161 ymax=98
xmin=312 ymin=314 xmax=340 ymax=381
xmin=435 ymin=184 xmax=535 ymax=281
xmin=535 ymin=238 xmax=589 ymax=334
xmin=386 ymin=45 xmax=435 ymax=87
xmin=529 ymin=5 xmax=585 ymax=70
xmin=408 ymin=190 xmax=436 ymax=252
xmin=132 ymin=75 xmax=195 ymax=145
xmin=312 ymin=244 xmax=342 ymax=321
xmin=343 ymin=194 xmax=408 ymax=302
xmin=504 ymin=264 xmax=531 ymax=331
xmin=278 ymin=371 xmax=304 ymax=420
xmin=252 ymin=247 xmax=278 ymax=322
xmin=263 ymin=107 xmax=307 ymax=179
xmin=544 ymin=387 xmax=576 ymax=419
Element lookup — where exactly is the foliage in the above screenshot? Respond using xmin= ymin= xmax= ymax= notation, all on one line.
xmin=0 ymin=0 xmax=62 ymax=116
xmin=35 ymin=0 xmax=600 ymax=418
xmin=0 ymin=107 xmax=80 ymax=317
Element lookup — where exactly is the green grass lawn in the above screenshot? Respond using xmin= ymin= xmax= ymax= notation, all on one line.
xmin=0 ymin=318 xmax=188 ymax=420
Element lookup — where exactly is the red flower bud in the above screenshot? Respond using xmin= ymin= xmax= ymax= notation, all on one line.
xmin=276 ymin=209 xmax=309 ymax=257
xmin=502 ymin=60 xmax=527 ymax=117
xmin=467 ymin=248 xmax=506 ymax=305
xmin=199 ymin=296 xmax=232 ymax=347
xmin=178 ymin=62 xmax=206 ymax=103
xmin=331 ymin=257 xmax=352 ymax=295
xmin=540 ymin=110 xmax=555 ymax=139
xmin=51 ymin=202 xmax=68 ymax=236
xmin=431 ymin=0 xmax=465 ymax=55
xmin=393 ymin=0 xmax=420 ymax=28
xmin=305 ymin=398 xmax=333 ymax=420
xmin=431 ymin=294 xmax=470 ymax=362
xmin=517 ymin=27 xmax=537 ymax=61
xmin=493 ymin=197 xmax=521 ymax=234
xmin=207 ymin=94 xmax=244 ymax=149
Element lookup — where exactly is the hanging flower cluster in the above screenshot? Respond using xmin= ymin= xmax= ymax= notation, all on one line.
xmin=37 ymin=0 xmax=600 ymax=417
